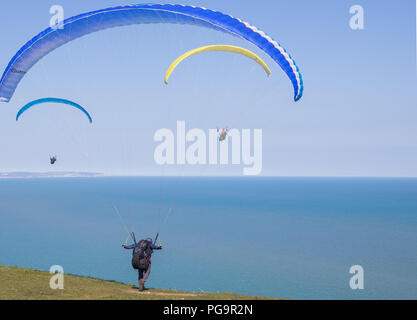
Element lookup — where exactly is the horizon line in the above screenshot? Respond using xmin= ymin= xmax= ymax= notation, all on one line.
xmin=1 ymin=172 xmax=417 ymax=179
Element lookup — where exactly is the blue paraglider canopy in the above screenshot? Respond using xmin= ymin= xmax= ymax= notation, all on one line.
xmin=0 ymin=4 xmax=303 ymax=102
xmin=16 ymin=98 xmax=93 ymax=123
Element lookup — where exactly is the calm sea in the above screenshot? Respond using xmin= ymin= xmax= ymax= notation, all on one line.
xmin=0 ymin=177 xmax=416 ymax=299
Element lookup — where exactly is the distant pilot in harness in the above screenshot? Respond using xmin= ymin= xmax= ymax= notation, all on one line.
xmin=123 ymin=235 xmax=162 ymax=291
xmin=217 ymin=127 xmax=228 ymax=142
xmin=50 ymin=155 xmax=57 ymax=165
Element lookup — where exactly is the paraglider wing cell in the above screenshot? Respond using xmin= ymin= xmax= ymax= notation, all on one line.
xmin=0 ymin=4 xmax=303 ymax=102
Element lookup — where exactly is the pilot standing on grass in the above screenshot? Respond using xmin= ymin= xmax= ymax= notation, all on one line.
xmin=123 ymin=237 xmax=162 ymax=291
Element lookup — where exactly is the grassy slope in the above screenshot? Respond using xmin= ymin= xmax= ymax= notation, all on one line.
xmin=0 ymin=265 xmax=277 ymax=300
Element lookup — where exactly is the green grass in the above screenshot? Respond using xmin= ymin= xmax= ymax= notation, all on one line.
xmin=0 ymin=265 xmax=279 ymax=300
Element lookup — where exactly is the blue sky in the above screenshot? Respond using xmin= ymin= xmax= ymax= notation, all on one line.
xmin=0 ymin=0 xmax=416 ymax=176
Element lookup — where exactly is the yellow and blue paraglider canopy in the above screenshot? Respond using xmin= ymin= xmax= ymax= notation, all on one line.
xmin=164 ymin=45 xmax=271 ymax=84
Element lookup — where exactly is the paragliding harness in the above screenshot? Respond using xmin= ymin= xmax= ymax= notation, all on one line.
xmin=131 ymin=235 xmax=153 ymax=270
xmin=50 ymin=155 xmax=57 ymax=165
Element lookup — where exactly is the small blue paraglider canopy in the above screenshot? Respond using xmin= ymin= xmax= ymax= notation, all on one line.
xmin=16 ymin=98 xmax=93 ymax=123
